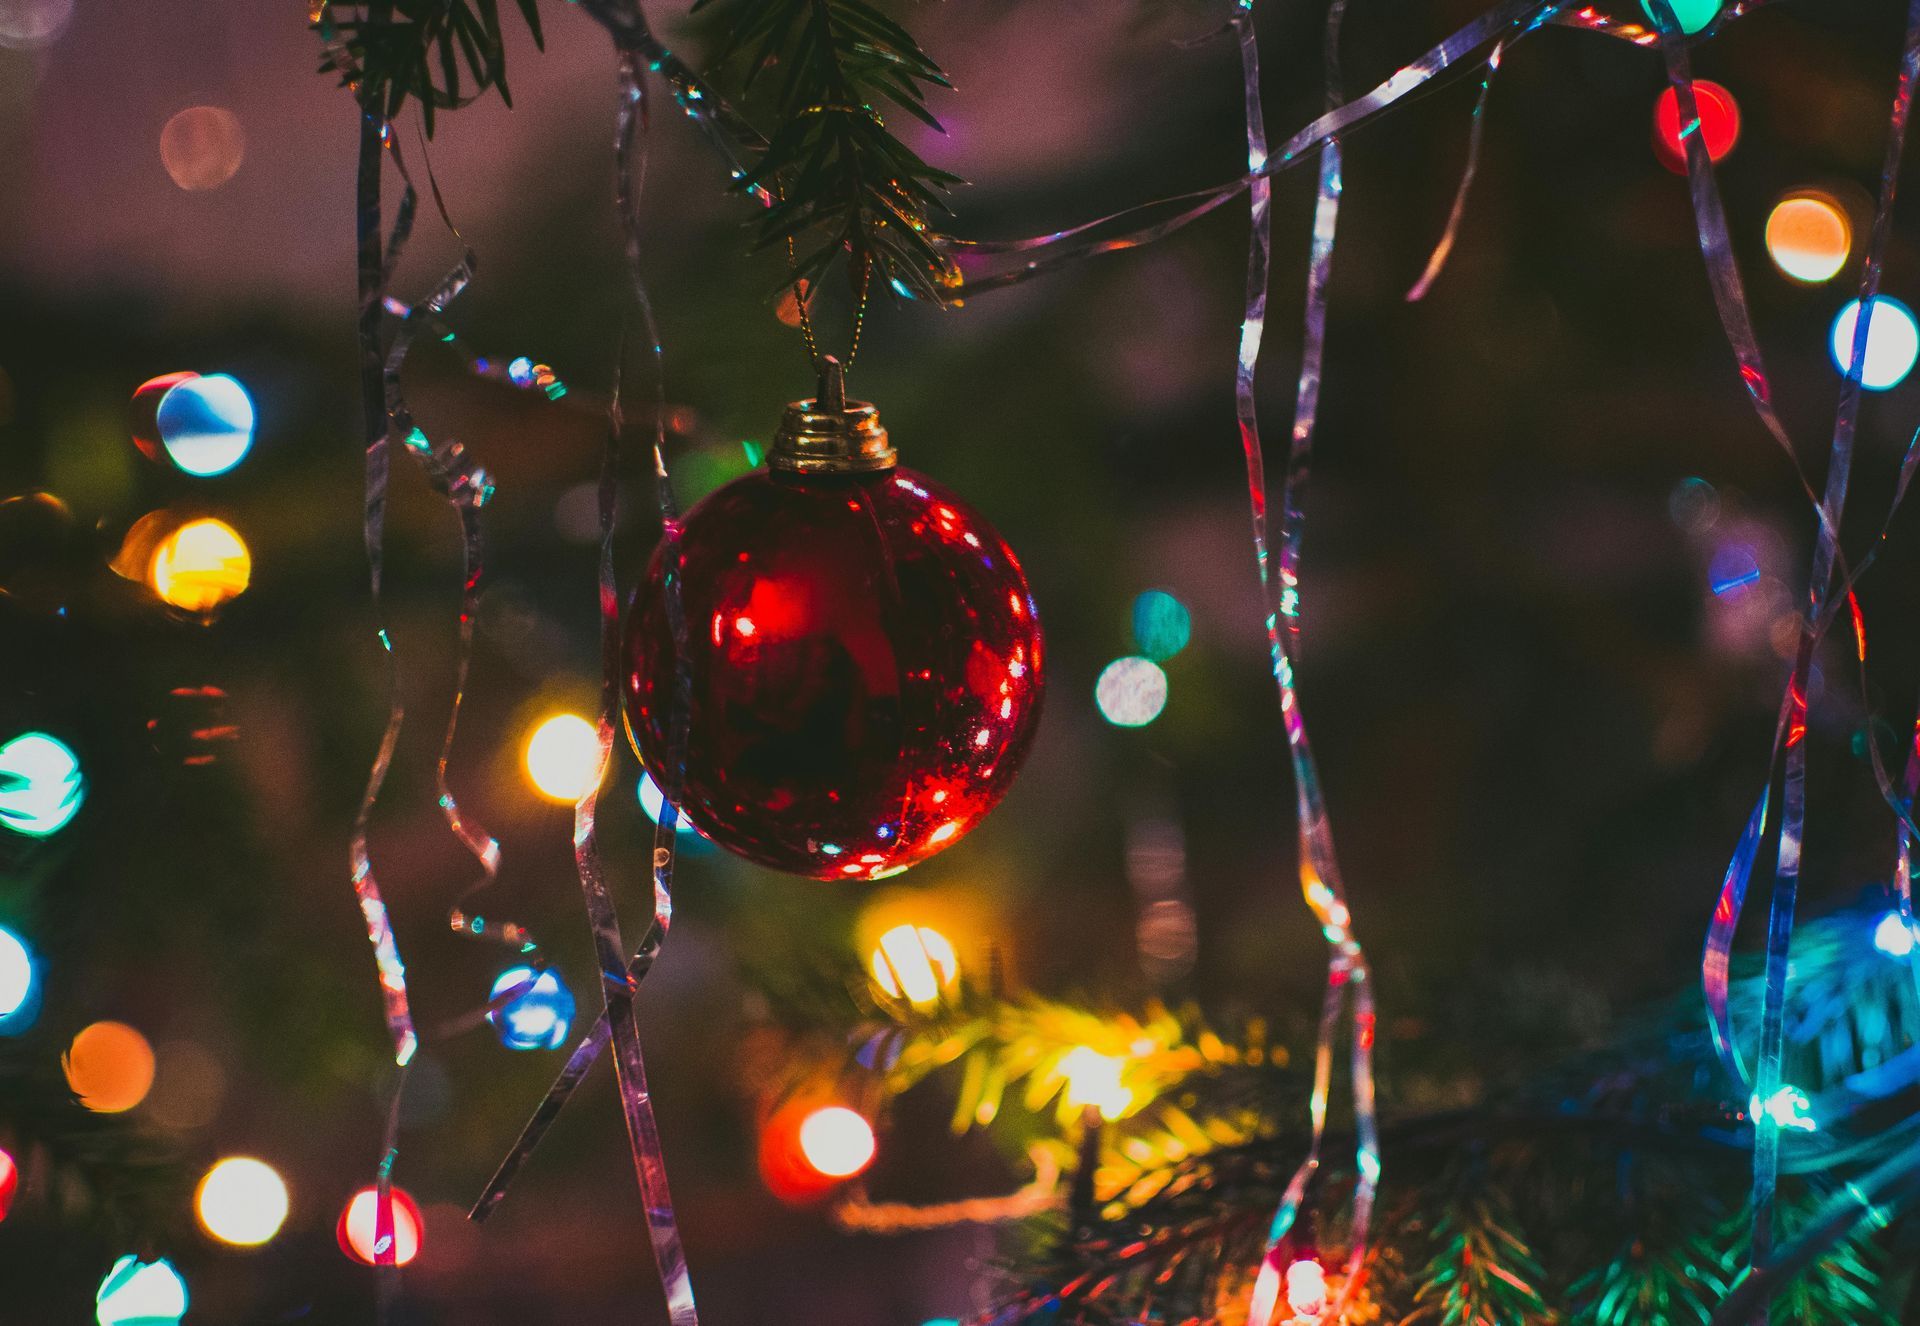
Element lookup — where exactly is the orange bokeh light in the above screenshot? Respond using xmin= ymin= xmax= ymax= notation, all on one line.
xmin=64 ymin=1021 xmax=156 ymax=1114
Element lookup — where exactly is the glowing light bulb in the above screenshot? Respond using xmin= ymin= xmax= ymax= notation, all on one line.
xmin=1286 ymin=1258 xmax=1329 ymax=1318
xmin=1640 ymin=0 xmax=1721 ymax=34
xmin=1831 ymin=297 xmax=1920 ymax=391
xmin=869 ymin=923 xmax=960 ymax=1007
xmin=0 ymin=1145 xmax=17 ymax=1222
xmin=1872 ymin=911 xmax=1918 ymax=958
xmin=524 ymin=713 xmax=601 ymax=802
xmin=1652 ymin=80 xmax=1740 ymax=175
xmin=1131 ymin=589 xmax=1192 ymax=661
xmin=1095 ymin=656 xmax=1169 ymax=728
xmin=0 ymin=925 xmax=40 ymax=1031
xmin=487 ymin=966 xmax=576 ymax=1051
xmin=1766 ymin=193 xmax=1851 ymax=284
xmin=1059 ymin=1046 xmax=1134 ymax=1120
xmin=0 ymin=731 xmax=85 ymax=838
xmin=338 ymin=1186 xmax=424 ymax=1265
xmin=797 ymin=1106 xmax=876 ymax=1179
xmin=150 ymin=517 xmax=252 ymax=613
xmin=195 ymin=1156 xmax=290 ymax=1247
xmin=95 ymin=1255 xmax=187 ymax=1326
xmin=64 ymin=1021 xmax=155 ymax=1114
xmin=1751 ymin=1084 xmax=1817 ymax=1134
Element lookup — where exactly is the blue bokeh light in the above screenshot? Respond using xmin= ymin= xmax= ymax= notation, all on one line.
xmin=1830 ymin=297 xmax=1920 ymax=391
xmin=487 ymin=966 xmax=576 ymax=1052
xmin=0 ymin=924 xmax=39 ymax=1033
xmin=156 ymin=373 xmax=255 ymax=477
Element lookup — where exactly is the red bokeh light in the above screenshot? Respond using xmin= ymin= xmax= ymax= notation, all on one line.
xmin=1652 ymin=81 xmax=1741 ymax=174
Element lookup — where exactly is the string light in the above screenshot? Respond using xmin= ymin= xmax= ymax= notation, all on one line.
xmin=796 ymin=1106 xmax=877 ymax=1179
xmin=1751 ymin=1084 xmax=1817 ymax=1134
xmin=487 ymin=966 xmax=576 ymax=1051
xmin=1872 ymin=911 xmax=1918 ymax=959
xmin=1286 ymin=1257 xmax=1330 ymax=1320
xmin=1652 ymin=81 xmax=1740 ymax=175
xmin=64 ymin=1021 xmax=156 ymax=1114
xmin=94 ymin=1256 xmax=187 ymax=1326
xmin=0 ymin=731 xmax=85 ymax=837
xmin=1059 ymin=1046 xmax=1134 ymax=1120
xmin=1095 ymin=656 xmax=1169 ymax=727
xmin=1830 ymin=296 xmax=1920 ymax=391
xmin=0 ymin=1145 xmax=17 ymax=1222
xmin=1130 ymin=589 xmax=1192 ymax=661
xmin=868 ymin=923 xmax=959 ymax=1007
xmin=0 ymin=925 xmax=38 ymax=1032
xmin=523 ymin=713 xmax=601 ymax=802
xmin=195 ymin=1157 xmax=290 ymax=1247
xmin=337 ymin=1186 xmax=424 ymax=1266
xmin=150 ymin=518 xmax=252 ymax=613
xmin=1765 ymin=193 xmax=1851 ymax=284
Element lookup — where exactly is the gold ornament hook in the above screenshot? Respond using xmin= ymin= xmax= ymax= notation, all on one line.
xmin=769 ymin=355 xmax=896 ymax=475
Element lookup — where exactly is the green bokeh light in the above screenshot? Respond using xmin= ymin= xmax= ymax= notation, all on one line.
xmin=1640 ymin=0 xmax=1721 ymax=35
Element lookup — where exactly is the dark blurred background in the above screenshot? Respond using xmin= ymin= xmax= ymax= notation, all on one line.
xmin=2 ymin=0 xmax=1919 ymax=1320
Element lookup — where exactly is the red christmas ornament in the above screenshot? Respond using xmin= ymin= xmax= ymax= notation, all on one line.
xmin=624 ymin=363 xmax=1044 ymax=880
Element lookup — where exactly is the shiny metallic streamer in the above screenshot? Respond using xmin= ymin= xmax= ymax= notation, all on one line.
xmin=1233 ymin=4 xmax=1379 ymax=1321
xmin=1406 ymin=41 xmax=1504 ymax=303
xmin=1646 ymin=1 xmax=1920 ymax=1315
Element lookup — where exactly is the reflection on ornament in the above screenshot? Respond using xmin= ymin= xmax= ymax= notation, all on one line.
xmin=1640 ymin=0 xmax=1720 ymax=34
xmin=797 ymin=1106 xmax=877 ymax=1178
xmin=487 ymin=966 xmax=576 ymax=1051
xmin=95 ymin=1255 xmax=187 ymax=1326
xmin=338 ymin=1186 xmax=424 ymax=1265
xmin=869 ymin=923 xmax=959 ymax=1007
xmin=1059 ymin=1046 xmax=1133 ymax=1120
xmin=625 ymin=468 xmax=1045 ymax=880
xmin=0 ymin=925 xmax=38 ymax=1031
xmin=1831 ymin=297 xmax=1919 ymax=391
xmin=65 ymin=1021 xmax=156 ymax=1114
xmin=195 ymin=1156 xmax=290 ymax=1247
xmin=129 ymin=372 xmax=255 ymax=476
xmin=523 ymin=713 xmax=601 ymax=802
xmin=1131 ymin=590 xmax=1192 ymax=661
xmin=1651 ymin=80 xmax=1740 ymax=174
xmin=150 ymin=517 xmax=252 ymax=614
xmin=1766 ymin=193 xmax=1851 ymax=284
xmin=637 ymin=770 xmax=705 ymax=839
xmin=0 ymin=1145 xmax=16 ymax=1222
xmin=1095 ymin=656 xmax=1169 ymax=728
xmin=159 ymin=106 xmax=246 ymax=192
xmin=1873 ymin=911 xmax=1919 ymax=958
xmin=0 ymin=732 xmax=85 ymax=838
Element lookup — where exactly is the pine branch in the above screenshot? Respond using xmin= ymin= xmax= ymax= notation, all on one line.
xmin=314 ymin=0 xmax=546 ymax=133
xmin=1411 ymin=1191 xmax=1557 ymax=1326
xmin=691 ymin=0 xmax=963 ymax=303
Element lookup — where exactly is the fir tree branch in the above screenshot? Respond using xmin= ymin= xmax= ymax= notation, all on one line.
xmin=313 ymin=0 xmax=546 ymax=133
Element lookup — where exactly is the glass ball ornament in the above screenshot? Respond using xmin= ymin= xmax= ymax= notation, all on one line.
xmin=624 ymin=367 xmax=1044 ymax=880
xmin=486 ymin=965 xmax=576 ymax=1051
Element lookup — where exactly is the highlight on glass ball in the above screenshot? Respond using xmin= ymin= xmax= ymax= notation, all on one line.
xmin=1640 ymin=0 xmax=1721 ymax=35
xmin=338 ymin=1185 xmax=424 ymax=1266
xmin=0 ymin=925 xmax=39 ymax=1033
xmin=623 ymin=394 xmax=1046 ymax=881
xmin=1130 ymin=589 xmax=1192 ymax=662
xmin=1765 ymin=191 xmax=1852 ymax=285
xmin=64 ymin=1020 xmax=156 ymax=1114
xmin=158 ymin=105 xmax=246 ymax=192
xmin=1830 ymin=296 xmax=1920 ymax=392
xmin=195 ymin=1156 xmax=291 ymax=1248
xmin=149 ymin=517 xmax=253 ymax=615
xmin=129 ymin=371 xmax=256 ymax=476
xmin=523 ymin=711 xmax=602 ymax=803
xmin=637 ymin=770 xmax=707 ymax=842
xmin=1095 ymin=656 xmax=1169 ymax=728
xmin=868 ymin=922 xmax=960 ymax=1008
xmin=0 ymin=730 xmax=85 ymax=838
xmin=95 ymin=1255 xmax=188 ymax=1326
xmin=486 ymin=965 xmax=576 ymax=1052
xmin=1651 ymin=80 xmax=1740 ymax=174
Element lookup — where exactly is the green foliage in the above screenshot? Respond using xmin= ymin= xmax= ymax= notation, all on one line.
xmin=313 ymin=0 xmax=545 ymax=133
xmin=690 ymin=0 xmax=963 ymax=303
xmin=1762 ymin=1196 xmax=1896 ymax=1326
xmin=1412 ymin=1192 xmax=1556 ymax=1326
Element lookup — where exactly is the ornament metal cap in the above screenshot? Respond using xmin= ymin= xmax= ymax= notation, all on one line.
xmin=769 ymin=357 xmax=896 ymax=475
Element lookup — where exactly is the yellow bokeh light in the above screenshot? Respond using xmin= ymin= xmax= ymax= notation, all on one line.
xmin=195 ymin=1157 xmax=289 ymax=1247
xmin=869 ymin=923 xmax=959 ymax=1007
xmin=796 ymin=1106 xmax=876 ymax=1178
xmin=1766 ymin=193 xmax=1851 ymax=284
xmin=1059 ymin=1046 xmax=1134 ymax=1121
xmin=64 ymin=1021 xmax=156 ymax=1114
xmin=150 ymin=517 xmax=251 ymax=614
xmin=524 ymin=713 xmax=602 ymax=802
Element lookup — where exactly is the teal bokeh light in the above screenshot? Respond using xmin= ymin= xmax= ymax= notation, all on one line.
xmin=1130 ymin=589 xmax=1192 ymax=661
xmin=95 ymin=1255 xmax=188 ymax=1326
xmin=1639 ymin=0 xmax=1721 ymax=35
xmin=0 ymin=732 xmax=85 ymax=838
xmin=156 ymin=373 xmax=255 ymax=477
